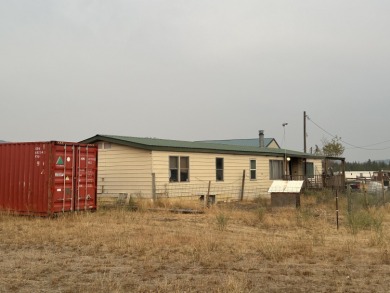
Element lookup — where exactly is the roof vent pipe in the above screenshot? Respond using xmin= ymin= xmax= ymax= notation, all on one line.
xmin=259 ymin=130 xmax=265 ymax=147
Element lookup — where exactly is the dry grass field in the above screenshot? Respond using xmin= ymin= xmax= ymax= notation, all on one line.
xmin=1 ymin=192 xmax=390 ymax=293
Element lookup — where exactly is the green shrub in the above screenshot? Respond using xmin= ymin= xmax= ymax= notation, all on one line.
xmin=347 ymin=209 xmax=383 ymax=235
xmin=216 ymin=212 xmax=229 ymax=231
xmin=256 ymin=206 xmax=266 ymax=222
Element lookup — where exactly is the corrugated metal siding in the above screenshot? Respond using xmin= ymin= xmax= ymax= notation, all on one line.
xmin=73 ymin=145 xmax=98 ymax=211
xmin=0 ymin=142 xmax=50 ymax=213
xmin=0 ymin=142 xmax=97 ymax=215
xmin=96 ymin=143 xmax=152 ymax=197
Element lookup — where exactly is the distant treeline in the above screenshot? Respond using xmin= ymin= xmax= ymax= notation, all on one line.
xmin=345 ymin=160 xmax=390 ymax=171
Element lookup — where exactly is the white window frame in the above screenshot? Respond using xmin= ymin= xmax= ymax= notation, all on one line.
xmin=169 ymin=156 xmax=190 ymax=183
xmin=216 ymin=157 xmax=224 ymax=181
xmin=250 ymin=159 xmax=257 ymax=180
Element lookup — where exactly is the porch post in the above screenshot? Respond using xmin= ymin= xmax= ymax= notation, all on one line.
xmin=323 ymin=159 xmax=328 ymax=188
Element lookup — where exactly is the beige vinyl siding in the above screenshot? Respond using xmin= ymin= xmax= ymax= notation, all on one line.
xmin=96 ymin=142 xmax=325 ymax=199
xmin=267 ymin=140 xmax=280 ymax=149
xmin=151 ymin=151 xmax=282 ymax=199
xmin=97 ymin=143 xmax=153 ymax=197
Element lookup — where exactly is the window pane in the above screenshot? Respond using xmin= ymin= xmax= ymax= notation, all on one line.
xmin=216 ymin=158 xmax=223 ymax=169
xmin=170 ymin=170 xmax=178 ymax=182
xmin=179 ymin=157 xmax=189 ymax=182
xmin=250 ymin=170 xmax=256 ymax=180
xmin=169 ymin=156 xmax=178 ymax=168
xmin=180 ymin=157 xmax=189 ymax=168
xmin=216 ymin=170 xmax=224 ymax=181
xmin=169 ymin=156 xmax=179 ymax=182
xmin=250 ymin=160 xmax=256 ymax=169
xmin=180 ymin=170 xmax=189 ymax=182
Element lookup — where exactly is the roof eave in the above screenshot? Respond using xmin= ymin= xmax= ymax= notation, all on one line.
xmin=80 ymin=135 xmax=156 ymax=151
xmin=80 ymin=135 xmax=333 ymax=160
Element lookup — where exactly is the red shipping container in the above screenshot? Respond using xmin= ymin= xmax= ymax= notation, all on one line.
xmin=0 ymin=141 xmax=97 ymax=216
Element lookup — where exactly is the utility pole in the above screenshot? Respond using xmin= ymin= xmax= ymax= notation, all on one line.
xmin=283 ymin=123 xmax=288 ymax=178
xmin=303 ymin=111 xmax=307 ymax=153
xmin=303 ymin=111 xmax=307 ymax=180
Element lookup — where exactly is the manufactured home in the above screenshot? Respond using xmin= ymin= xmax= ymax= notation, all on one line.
xmin=81 ymin=134 xmax=340 ymax=201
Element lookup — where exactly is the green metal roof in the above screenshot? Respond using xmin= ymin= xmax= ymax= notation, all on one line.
xmin=80 ymin=134 xmax=333 ymax=160
xmin=196 ymin=138 xmax=279 ymax=148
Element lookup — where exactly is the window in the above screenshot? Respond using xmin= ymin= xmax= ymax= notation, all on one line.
xmin=305 ymin=162 xmax=314 ymax=178
xmin=180 ymin=157 xmax=189 ymax=182
xmin=97 ymin=142 xmax=111 ymax=149
xmin=169 ymin=156 xmax=189 ymax=182
xmin=269 ymin=160 xmax=284 ymax=180
xmin=169 ymin=156 xmax=178 ymax=182
xmin=216 ymin=158 xmax=224 ymax=181
xmin=250 ymin=159 xmax=256 ymax=180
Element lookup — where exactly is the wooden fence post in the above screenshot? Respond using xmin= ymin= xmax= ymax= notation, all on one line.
xmin=205 ymin=180 xmax=211 ymax=208
xmin=382 ymin=179 xmax=385 ymax=206
xmin=152 ymin=173 xmax=157 ymax=203
xmin=240 ymin=170 xmax=246 ymax=201
xmin=336 ymin=190 xmax=339 ymax=230
xmin=347 ymin=184 xmax=352 ymax=214
xmin=363 ymin=181 xmax=369 ymax=209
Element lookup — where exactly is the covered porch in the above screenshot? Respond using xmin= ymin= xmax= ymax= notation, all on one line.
xmin=282 ymin=155 xmax=346 ymax=190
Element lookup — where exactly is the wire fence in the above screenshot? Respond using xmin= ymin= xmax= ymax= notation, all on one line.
xmin=346 ymin=186 xmax=390 ymax=211
xmin=98 ymin=175 xmax=389 ymax=214
xmin=154 ymin=181 xmax=270 ymax=202
xmin=97 ymin=180 xmax=272 ymax=208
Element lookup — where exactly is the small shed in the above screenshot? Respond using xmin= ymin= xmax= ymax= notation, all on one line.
xmin=268 ymin=180 xmax=304 ymax=208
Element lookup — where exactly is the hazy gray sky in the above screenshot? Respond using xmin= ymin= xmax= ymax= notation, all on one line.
xmin=1 ymin=1 xmax=389 ymax=162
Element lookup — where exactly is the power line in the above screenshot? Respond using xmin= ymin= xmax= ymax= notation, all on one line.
xmin=306 ymin=116 xmax=390 ymax=151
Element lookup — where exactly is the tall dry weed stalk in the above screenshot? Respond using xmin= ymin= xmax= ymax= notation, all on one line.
xmin=215 ymin=212 xmax=229 ymax=231
xmin=380 ymin=248 xmax=390 ymax=265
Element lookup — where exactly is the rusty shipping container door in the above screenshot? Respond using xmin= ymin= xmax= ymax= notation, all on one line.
xmin=0 ymin=142 xmax=97 ymax=216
